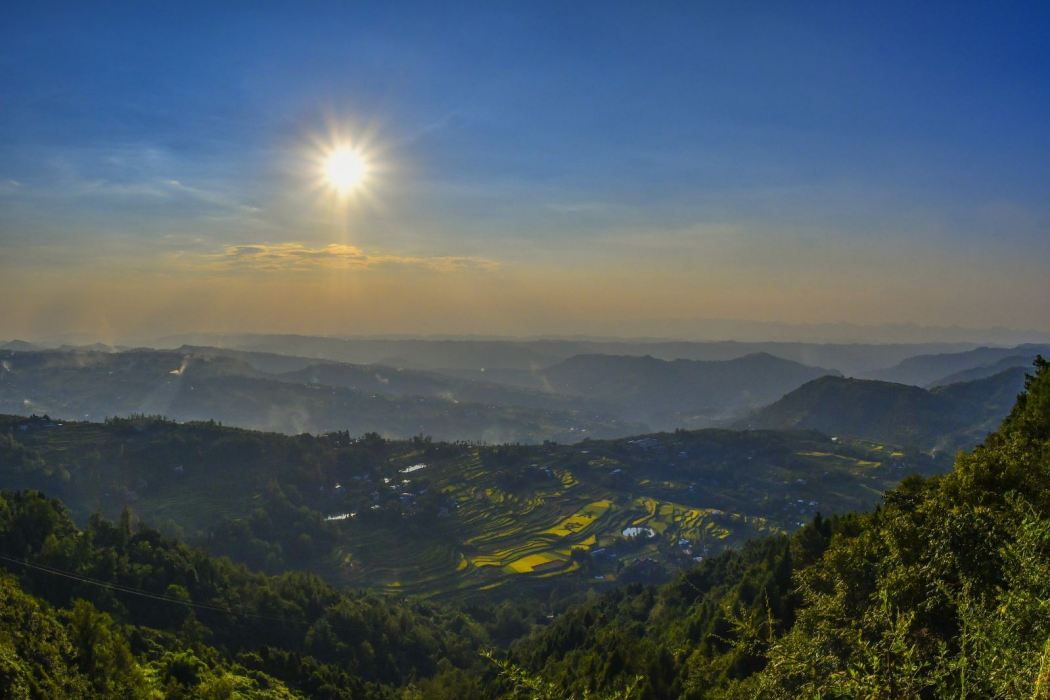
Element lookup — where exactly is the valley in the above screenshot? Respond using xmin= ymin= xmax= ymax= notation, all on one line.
xmin=0 ymin=411 xmax=942 ymax=601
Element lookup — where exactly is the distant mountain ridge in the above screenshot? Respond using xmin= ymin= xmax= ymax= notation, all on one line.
xmin=928 ymin=353 xmax=1043 ymax=387
xmin=0 ymin=340 xmax=39 ymax=352
xmin=155 ymin=332 xmax=978 ymax=375
xmin=866 ymin=344 xmax=1050 ymax=386
xmin=739 ymin=367 xmax=1028 ymax=452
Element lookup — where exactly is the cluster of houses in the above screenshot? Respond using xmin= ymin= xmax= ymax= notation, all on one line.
xmin=789 ymin=496 xmax=821 ymax=528
xmin=629 ymin=436 xmax=661 ymax=451
xmin=16 ymin=414 xmax=63 ymax=432
xmin=320 ymin=462 xmax=462 ymax=521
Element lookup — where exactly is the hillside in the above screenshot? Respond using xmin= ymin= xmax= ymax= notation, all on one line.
xmin=150 ymin=344 xmax=617 ymax=416
xmin=0 ymin=348 xmax=638 ymax=443
xmin=0 ymin=412 xmax=942 ymax=602
xmin=276 ymin=359 xmax=609 ymax=415
xmin=738 ymin=368 xmax=1026 ymax=453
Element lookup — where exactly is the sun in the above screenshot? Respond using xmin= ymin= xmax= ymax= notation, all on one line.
xmin=323 ymin=145 xmax=368 ymax=195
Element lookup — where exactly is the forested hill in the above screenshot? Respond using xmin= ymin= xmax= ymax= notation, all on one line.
xmin=738 ymin=367 xmax=1026 ymax=453
xmin=0 ymin=490 xmax=498 ymax=698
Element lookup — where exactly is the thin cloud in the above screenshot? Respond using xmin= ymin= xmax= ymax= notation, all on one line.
xmin=182 ymin=242 xmax=501 ymax=274
xmin=543 ymin=200 xmax=623 ymax=214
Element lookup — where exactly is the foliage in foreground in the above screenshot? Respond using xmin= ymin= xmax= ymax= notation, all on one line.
xmin=0 ymin=488 xmax=497 ymax=698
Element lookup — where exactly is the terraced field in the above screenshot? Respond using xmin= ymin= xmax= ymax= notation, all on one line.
xmin=0 ymin=415 xmax=947 ymax=601
xmin=316 ymin=430 xmax=945 ymax=599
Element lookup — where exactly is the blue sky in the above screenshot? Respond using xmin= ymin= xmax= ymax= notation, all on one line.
xmin=1 ymin=1 xmax=1049 ymax=340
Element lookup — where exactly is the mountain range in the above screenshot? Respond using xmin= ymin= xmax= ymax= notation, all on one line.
xmin=0 ymin=346 xmax=842 ymax=439
xmin=0 ymin=348 xmax=640 ymax=443
xmin=155 ymin=332 xmax=978 ymax=376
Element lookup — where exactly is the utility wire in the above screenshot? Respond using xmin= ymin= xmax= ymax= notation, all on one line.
xmin=0 ymin=553 xmax=312 ymax=627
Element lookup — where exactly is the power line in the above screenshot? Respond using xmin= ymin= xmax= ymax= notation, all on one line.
xmin=0 ymin=553 xmax=312 ymax=627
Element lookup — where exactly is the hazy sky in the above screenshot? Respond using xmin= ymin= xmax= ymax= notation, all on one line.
xmin=2 ymin=2 xmax=1049 ymax=343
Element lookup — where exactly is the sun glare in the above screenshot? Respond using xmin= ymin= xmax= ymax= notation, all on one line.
xmin=323 ymin=146 xmax=368 ymax=195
